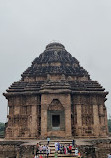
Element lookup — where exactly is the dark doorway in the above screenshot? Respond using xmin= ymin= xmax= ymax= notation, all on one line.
xmin=52 ymin=115 xmax=60 ymax=127
xmin=47 ymin=110 xmax=65 ymax=131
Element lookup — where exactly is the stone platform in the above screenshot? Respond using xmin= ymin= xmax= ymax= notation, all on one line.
xmin=0 ymin=138 xmax=111 ymax=158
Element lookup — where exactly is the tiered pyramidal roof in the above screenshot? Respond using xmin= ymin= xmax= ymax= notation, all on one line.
xmin=22 ymin=42 xmax=89 ymax=77
xmin=4 ymin=43 xmax=107 ymax=96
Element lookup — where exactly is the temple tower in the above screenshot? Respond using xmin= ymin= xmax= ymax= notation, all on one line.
xmin=3 ymin=43 xmax=108 ymax=139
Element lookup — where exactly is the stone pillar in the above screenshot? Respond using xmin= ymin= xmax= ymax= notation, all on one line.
xmin=31 ymin=105 xmax=37 ymax=137
xmin=41 ymin=109 xmax=47 ymax=137
xmin=100 ymin=105 xmax=104 ymax=125
xmin=93 ymin=104 xmax=99 ymax=136
xmin=65 ymin=107 xmax=72 ymax=137
xmin=63 ymin=94 xmax=72 ymax=137
xmin=41 ymin=94 xmax=47 ymax=138
xmin=104 ymin=107 xmax=108 ymax=135
xmin=76 ymin=104 xmax=82 ymax=136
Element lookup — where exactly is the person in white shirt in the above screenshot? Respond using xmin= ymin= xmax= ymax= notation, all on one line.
xmin=46 ymin=146 xmax=50 ymax=158
xmin=43 ymin=145 xmax=46 ymax=154
xmin=55 ymin=142 xmax=58 ymax=152
xmin=75 ymin=148 xmax=78 ymax=156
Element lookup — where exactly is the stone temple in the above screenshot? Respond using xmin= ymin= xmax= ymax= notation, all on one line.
xmin=3 ymin=43 xmax=108 ymax=139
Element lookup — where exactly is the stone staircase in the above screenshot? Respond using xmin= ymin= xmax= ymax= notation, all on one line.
xmin=38 ymin=140 xmax=79 ymax=158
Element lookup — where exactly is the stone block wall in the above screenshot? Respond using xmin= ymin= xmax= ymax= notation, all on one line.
xmin=71 ymin=94 xmax=108 ymax=137
xmin=5 ymin=95 xmax=41 ymax=139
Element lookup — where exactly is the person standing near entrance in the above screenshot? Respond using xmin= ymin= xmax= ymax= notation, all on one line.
xmin=39 ymin=145 xmax=42 ymax=154
xmin=42 ymin=145 xmax=46 ymax=155
xmin=69 ymin=144 xmax=72 ymax=154
xmin=57 ymin=142 xmax=60 ymax=151
xmin=75 ymin=148 xmax=78 ymax=156
xmin=46 ymin=146 xmax=50 ymax=158
xmin=55 ymin=142 xmax=58 ymax=152
xmin=72 ymin=139 xmax=75 ymax=147
xmin=36 ymin=143 xmax=39 ymax=156
xmin=47 ymin=137 xmax=50 ymax=145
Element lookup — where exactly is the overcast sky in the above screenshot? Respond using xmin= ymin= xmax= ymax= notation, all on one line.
xmin=0 ymin=0 xmax=111 ymax=123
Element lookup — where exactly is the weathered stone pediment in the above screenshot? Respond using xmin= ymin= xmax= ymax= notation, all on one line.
xmin=48 ymin=99 xmax=64 ymax=111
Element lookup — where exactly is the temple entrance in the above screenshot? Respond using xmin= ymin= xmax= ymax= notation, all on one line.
xmin=52 ymin=115 xmax=60 ymax=127
xmin=47 ymin=99 xmax=65 ymax=131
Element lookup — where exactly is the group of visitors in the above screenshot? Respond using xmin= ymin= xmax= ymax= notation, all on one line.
xmin=33 ymin=143 xmax=50 ymax=158
xmin=33 ymin=139 xmax=81 ymax=158
xmin=54 ymin=140 xmax=80 ymax=157
xmin=55 ymin=142 xmax=73 ymax=154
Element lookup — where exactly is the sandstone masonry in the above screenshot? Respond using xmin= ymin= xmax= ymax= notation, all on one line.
xmin=3 ymin=42 xmax=108 ymax=139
